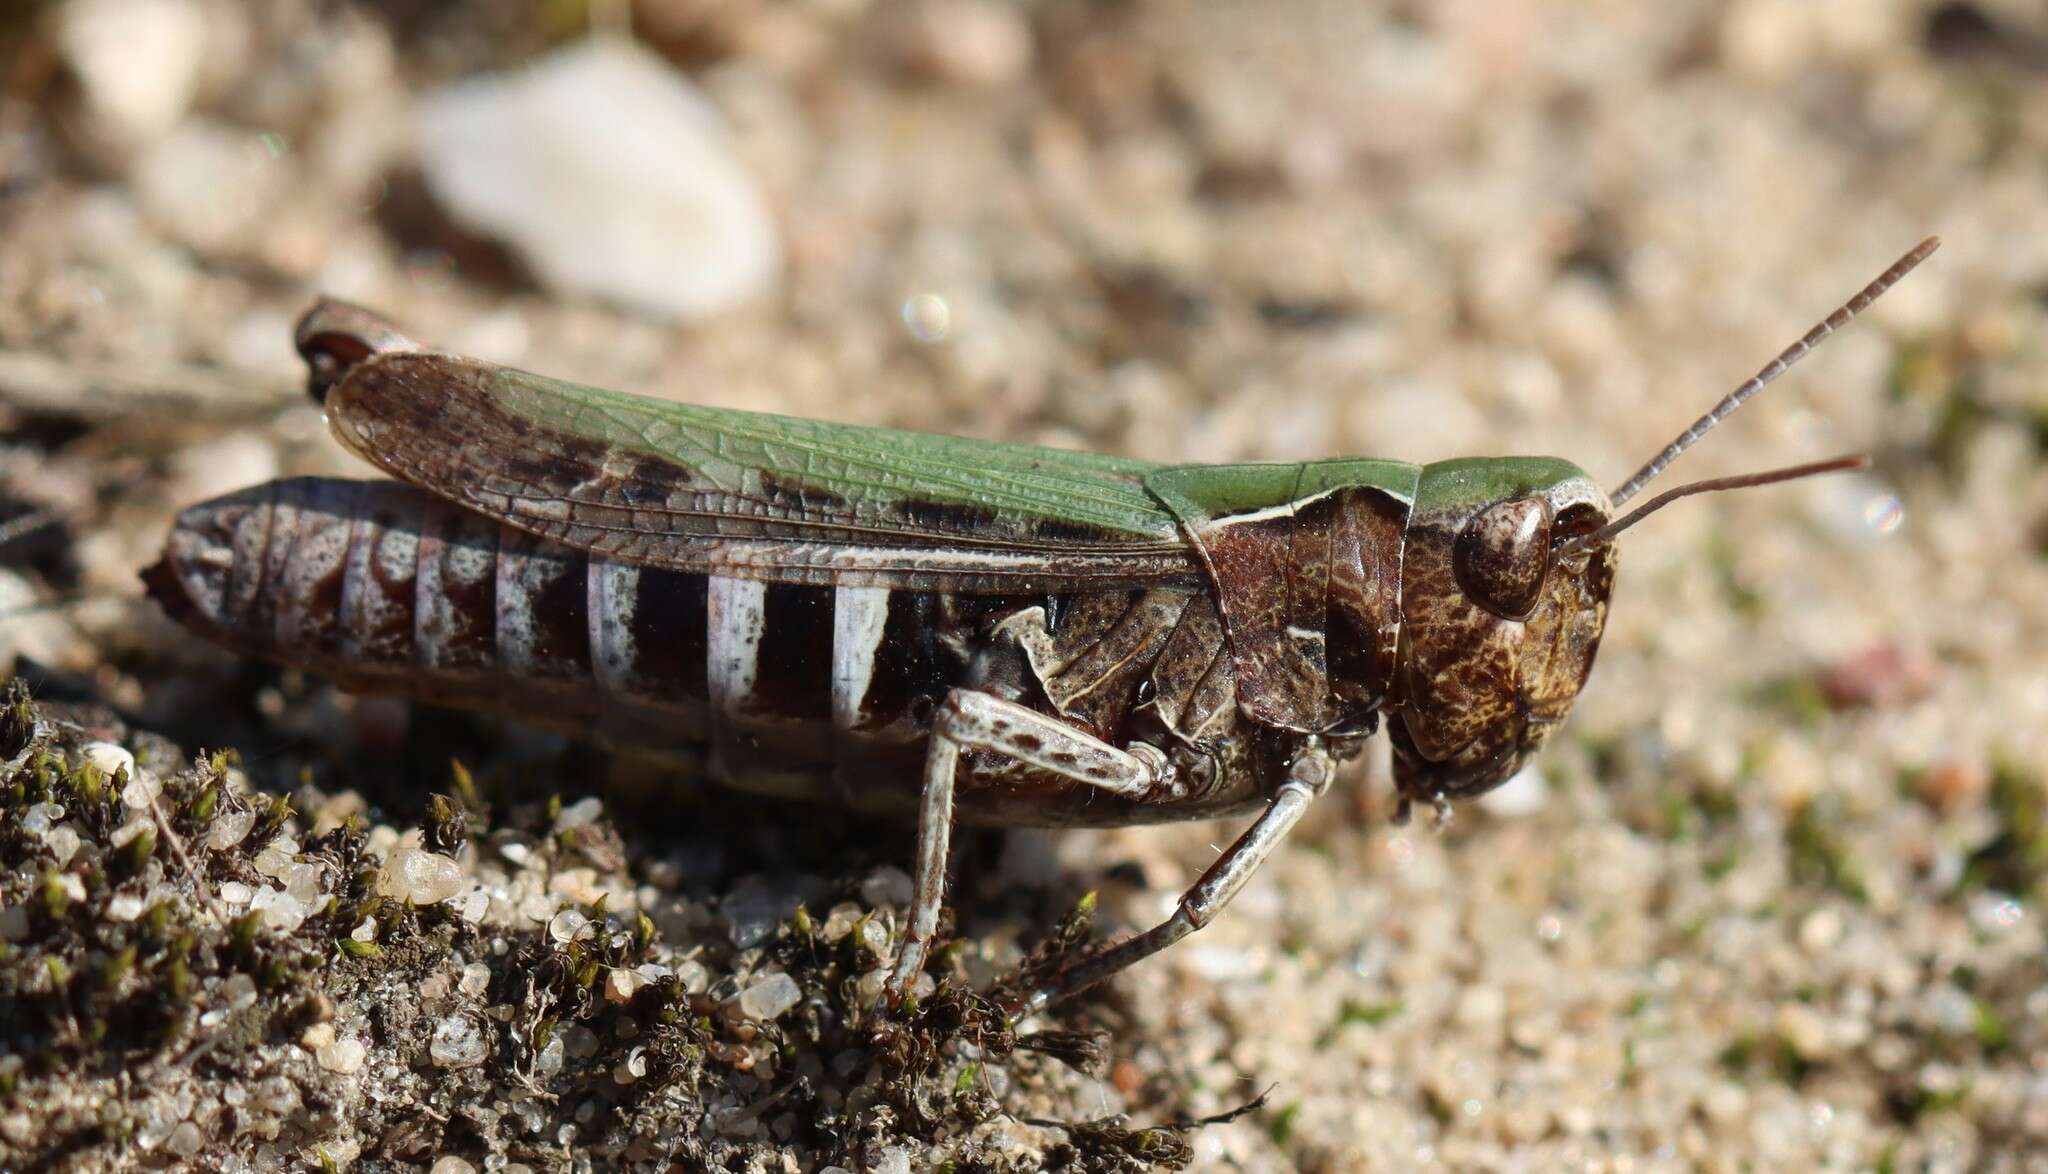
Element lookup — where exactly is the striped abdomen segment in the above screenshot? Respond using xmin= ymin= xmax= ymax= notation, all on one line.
xmin=146 ymin=478 xmax=961 ymax=797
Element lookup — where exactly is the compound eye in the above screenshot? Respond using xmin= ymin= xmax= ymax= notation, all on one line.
xmin=1453 ymin=497 xmax=1553 ymax=620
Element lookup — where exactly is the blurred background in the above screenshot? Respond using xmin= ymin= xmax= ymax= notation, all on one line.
xmin=2 ymin=0 xmax=2046 ymax=1169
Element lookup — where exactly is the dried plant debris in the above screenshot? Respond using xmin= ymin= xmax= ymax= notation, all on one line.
xmin=0 ymin=683 xmax=1229 ymax=1171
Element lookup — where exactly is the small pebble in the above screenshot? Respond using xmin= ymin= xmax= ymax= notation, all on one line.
xmin=430 ymin=1158 xmax=478 ymax=1174
xmin=248 ymin=885 xmax=308 ymax=932
xmin=860 ymin=867 xmax=915 ymax=909
xmin=902 ymin=0 xmax=1033 ymax=88
xmin=459 ymin=962 xmax=492 ymax=996
xmin=110 ymin=818 xmax=154 ymax=848
xmin=206 ymin=808 xmax=256 ymax=849
xmin=430 ymin=1014 xmax=489 ymax=1069
xmin=22 ymin=803 xmax=63 ymax=836
xmin=46 ymin=826 xmax=82 ymax=866
xmin=82 ymin=742 xmax=136 ymax=784
xmin=820 ymin=902 xmax=863 ymax=942
xmin=317 ymin=1038 xmax=366 ymax=1074
xmin=55 ymin=0 xmax=209 ymax=149
xmin=737 ymin=973 xmax=802 ymax=1020
xmin=562 ymin=1025 xmax=600 ymax=1060
xmin=676 ymin=960 xmax=711 ymax=995
xmin=379 ymin=848 xmax=467 ymax=905
xmin=415 ymin=38 xmax=779 ymax=322
xmin=120 ymin=771 xmax=160 ymax=811
xmin=301 ymin=1023 xmax=336 ymax=1052
xmin=548 ymin=909 xmax=591 ymax=944
xmin=253 ymin=836 xmax=298 ymax=879
xmin=220 ymin=973 xmax=257 ymax=1010
xmin=553 ymin=796 xmax=603 ymax=830
xmin=606 ymin=968 xmax=648 ymax=1005
xmin=166 ymin=1122 xmax=203 ymax=1157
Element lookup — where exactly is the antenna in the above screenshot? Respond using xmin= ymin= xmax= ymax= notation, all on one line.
xmin=1563 ymin=455 xmax=1867 ymax=557
xmin=1607 ymin=237 xmax=1940 ymax=509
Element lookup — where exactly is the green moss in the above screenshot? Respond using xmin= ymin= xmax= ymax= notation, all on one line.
xmin=1786 ymin=800 xmax=1870 ymax=903
xmin=1315 ymin=997 xmax=1404 ymax=1049
xmin=1962 ymin=759 xmax=2048 ymax=897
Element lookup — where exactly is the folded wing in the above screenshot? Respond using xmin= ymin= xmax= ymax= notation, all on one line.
xmin=323 ymin=354 xmax=1202 ymax=592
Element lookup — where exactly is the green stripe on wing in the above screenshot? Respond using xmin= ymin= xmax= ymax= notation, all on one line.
xmin=324 ymin=354 xmax=1202 ymax=591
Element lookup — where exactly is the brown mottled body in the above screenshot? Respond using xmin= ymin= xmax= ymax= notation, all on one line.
xmin=147 ymin=477 xmax=1294 ymax=828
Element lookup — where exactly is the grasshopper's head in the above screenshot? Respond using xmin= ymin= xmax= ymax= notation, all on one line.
xmin=1385 ymin=236 xmax=1939 ymax=814
xmin=1389 ymin=458 xmax=1616 ymax=804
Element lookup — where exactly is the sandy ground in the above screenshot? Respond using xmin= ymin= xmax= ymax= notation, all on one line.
xmin=3 ymin=1 xmax=2047 ymax=1170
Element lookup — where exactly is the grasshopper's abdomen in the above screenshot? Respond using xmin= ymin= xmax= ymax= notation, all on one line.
xmin=146 ymin=478 xmax=1267 ymax=826
xmin=147 ymin=479 xmax=701 ymax=756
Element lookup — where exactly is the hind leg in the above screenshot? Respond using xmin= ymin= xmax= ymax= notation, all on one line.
xmin=884 ymin=688 xmax=1162 ymax=1002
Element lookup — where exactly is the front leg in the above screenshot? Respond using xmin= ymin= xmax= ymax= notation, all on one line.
xmin=885 ymin=688 xmax=1163 ymax=1003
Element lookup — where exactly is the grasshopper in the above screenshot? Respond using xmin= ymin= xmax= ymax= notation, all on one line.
xmin=146 ymin=237 xmax=1937 ymax=1014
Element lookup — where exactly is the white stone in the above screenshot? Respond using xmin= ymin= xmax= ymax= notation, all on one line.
xmin=317 ymin=1037 xmax=366 ymax=1074
xmin=533 ymin=1034 xmax=565 ymax=1076
xmin=860 ymin=867 xmax=915 ymax=909
xmin=459 ymin=962 xmax=492 ymax=996
xmin=300 ymin=1023 xmax=336 ymax=1052
xmin=46 ymin=826 xmax=82 ymax=866
xmin=249 ymin=886 xmax=307 ymax=933
xmin=107 ymin=894 xmax=147 ymax=922
xmin=379 ymin=848 xmax=467 ymax=905
xmin=207 ymin=808 xmax=256 ymax=850
xmin=548 ymin=909 xmax=591 ymax=944
xmin=430 ymin=1160 xmax=477 ymax=1174
xmin=430 ymin=1014 xmax=489 ymax=1068
xmin=253 ymin=836 xmax=298 ymax=879
xmin=737 ymin=973 xmax=801 ymax=1020
xmin=283 ymin=862 xmax=325 ymax=905
xmin=414 ymin=38 xmax=780 ymax=322
xmin=132 ymin=119 xmax=289 ymax=256
xmin=111 ymin=818 xmax=154 ymax=848
xmin=605 ymin=967 xmax=648 ymax=1004
xmin=553 ymin=796 xmax=603 ymax=830
xmin=22 ymin=802 xmax=63 ymax=836
xmin=55 ymin=0 xmax=208 ymax=148
xmin=166 ymin=1121 xmax=203 ymax=1157
xmin=903 ymin=0 xmax=1033 ymax=88
xmin=562 ymin=1024 xmax=600 ymax=1060
xmin=676 ymin=959 xmax=711 ymax=995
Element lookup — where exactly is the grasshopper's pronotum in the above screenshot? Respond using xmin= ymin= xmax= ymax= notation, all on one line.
xmin=149 ymin=238 xmax=1938 ymax=1013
